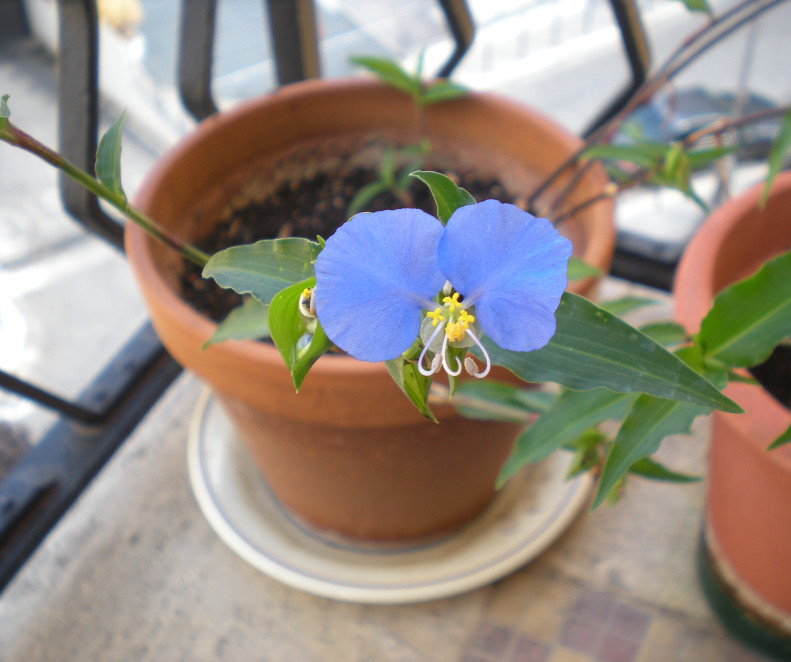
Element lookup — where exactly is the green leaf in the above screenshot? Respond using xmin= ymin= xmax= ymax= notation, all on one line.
xmin=674 ymin=0 xmax=712 ymax=15
xmin=564 ymin=429 xmax=607 ymax=478
xmin=583 ymin=142 xmax=664 ymax=169
xmin=385 ymin=357 xmax=436 ymax=422
xmin=639 ymin=321 xmax=688 ymax=347
xmin=768 ymin=423 xmax=791 ymax=450
xmin=410 ymin=170 xmax=475 ymax=224
xmin=267 ymin=278 xmax=332 ymax=390
xmin=698 ymin=250 xmax=791 ymax=368
xmin=0 ymin=94 xmax=10 ymax=123
xmin=451 ymin=380 xmax=552 ymax=423
xmin=346 ymin=180 xmax=389 ymax=216
xmin=349 ymin=55 xmax=419 ymax=97
xmin=761 ymin=108 xmax=791 ymax=208
xmin=593 ymin=395 xmax=705 ymax=508
xmin=96 ymin=111 xmax=127 ymax=202
xmin=202 ymin=297 xmax=270 ymax=349
xmin=567 ymin=257 xmax=601 ymax=282
xmin=498 ymin=388 xmax=637 ymax=487
xmin=628 ymin=457 xmax=701 ymax=483
xmin=686 ymin=145 xmax=737 ymax=170
xmin=479 ymin=293 xmax=741 ymax=413
xmin=599 ymin=296 xmax=659 ymax=317
xmin=419 ymin=79 xmax=468 ymax=105
xmin=203 ymin=238 xmax=320 ymax=304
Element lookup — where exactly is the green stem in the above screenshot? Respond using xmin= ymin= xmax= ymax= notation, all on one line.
xmin=0 ymin=121 xmax=210 ymax=268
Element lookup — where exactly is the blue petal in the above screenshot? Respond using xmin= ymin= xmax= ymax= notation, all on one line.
xmin=438 ymin=200 xmax=572 ymax=352
xmin=314 ymin=209 xmax=445 ymax=362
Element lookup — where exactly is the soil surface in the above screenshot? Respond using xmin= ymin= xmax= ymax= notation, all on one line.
xmin=180 ymin=164 xmax=519 ymax=322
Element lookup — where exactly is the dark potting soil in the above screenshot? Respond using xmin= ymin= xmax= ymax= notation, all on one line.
xmin=750 ymin=344 xmax=791 ymax=409
xmin=179 ymin=165 xmax=519 ymax=322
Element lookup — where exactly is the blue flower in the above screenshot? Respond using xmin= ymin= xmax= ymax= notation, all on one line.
xmin=314 ymin=200 xmax=572 ymax=376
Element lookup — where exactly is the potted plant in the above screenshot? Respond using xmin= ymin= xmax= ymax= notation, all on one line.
xmin=123 ymin=77 xmax=615 ymax=541
xmin=0 ymin=34 xmax=744 ymax=550
xmin=674 ymin=172 xmax=791 ymax=655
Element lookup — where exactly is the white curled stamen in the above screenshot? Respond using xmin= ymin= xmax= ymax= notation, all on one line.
xmin=440 ymin=333 xmax=463 ymax=376
xmin=463 ymin=329 xmax=491 ymax=378
xmin=298 ymin=288 xmax=316 ymax=318
xmin=418 ymin=322 xmax=446 ymax=376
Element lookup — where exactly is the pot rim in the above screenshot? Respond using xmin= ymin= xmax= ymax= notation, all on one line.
xmin=126 ymin=77 xmax=614 ymax=381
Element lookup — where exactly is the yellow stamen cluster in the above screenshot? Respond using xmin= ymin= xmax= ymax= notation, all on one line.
xmin=446 ymin=309 xmax=475 ymax=342
xmin=426 ymin=294 xmax=475 ymax=342
xmin=443 ymin=292 xmax=462 ymax=312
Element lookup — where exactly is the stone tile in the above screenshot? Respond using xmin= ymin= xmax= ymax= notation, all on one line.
xmin=469 ymin=622 xmax=514 ymax=658
xmin=510 ymin=635 xmax=552 ymax=662
xmin=546 ymin=646 xmax=596 ymax=662
xmin=598 ymin=633 xmax=640 ymax=662
xmin=609 ymin=604 xmax=651 ymax=643
xmin=569 ymin=588 xmax=616 ymax=625
xmin=560 ymin=617 xmax=601 ymax=656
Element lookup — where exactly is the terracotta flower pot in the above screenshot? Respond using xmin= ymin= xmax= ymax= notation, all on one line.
xmin=126 ymin=78 xmax=614 ymax=542
xmin=674 ymin=172 xmax=791 ymax=647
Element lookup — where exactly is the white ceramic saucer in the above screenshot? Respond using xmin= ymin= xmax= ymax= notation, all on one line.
xmin=187 ymin=389 xmax=593 ymax=604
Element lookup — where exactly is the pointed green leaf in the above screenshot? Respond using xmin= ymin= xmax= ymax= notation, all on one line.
xmin=639 ymin=321 xmax=688 ymax=347
xmin=593 ymin=395 xmax=705 ymax=508
xmin=385 ymin=357 xmax=436 ymax=422
xmin=411 ymin=170 xmax=475 ymax=224
xmin=599 ymin=296 xmax=659 ymax=317
xmin=268 ymin=278 xmax=332 ymax=390
xmin=0 ymin=94 xmax=10 ymax=125
xmin=567 ymin=257 xmax=601 ymax=282
xmin=451 ymin=380 xmax=552 ymax=423
xmin=96 ymin=111 xmax=127 ymax=202
xmin=349 ymin=55 xmax=419 ymax=97
xmin=628 ymin=457 xmax=701 ymax=483
xmin=346 ymin=180 xmax=390 ymax=216
xmin=583 ymin=142 xmax=664 ymax=169
xmin=686 ymin=145 xmax=737 ymax=169
xmin=419 ymin=79 xmax=468 ymax=105
xmin=479 ymin=293 xmax=741 ymax=413
xmin=203 ymin=238 xmax=320 ymax=304
xmin=674 ymin=0 xmax=712 ymax=14
xmin=202 ymin=298 xmax=270 ymax=349
xmin=768 ymin=423 xmax=791 ymax=450
xmin=761 ymin=108 xmax=791 ymax=208
xmin=698 ymin=250 xmax=791 ymax=368
xmin=498 ymin=388 xmax=637 ymax=487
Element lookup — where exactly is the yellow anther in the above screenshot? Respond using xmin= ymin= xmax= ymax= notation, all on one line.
xmin=301 ymin=288 xmax=312 ymax=299
xmin=442 ymin=292 xmax=462 ymax=312
xmin=459 ymin=309 xmax=475 ymax=326
xmin=427 ymin=308 xmax=444 ymax=326
xmin=445 ymin=321 xmax=467 ymax=343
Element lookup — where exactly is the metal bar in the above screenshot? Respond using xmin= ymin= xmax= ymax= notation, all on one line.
xmin=264 ymin=0 xmax=320 ymax=86
xmin=583 ymin=0 xmax=651 ymax=137
xmin=0 ymin=323 xmax=182 ymax=593
xmin=178 ymin=0 xmax=219 ymax=120
xmin=436 ymin=0 xmax=475 ymax=78
xmin=0 ymin=371 xmax=103 ymax=425
xmin=0 ymin=0 xmax=29 ymax=39
xmin=56 ymin=0 xmax=125 ymax=249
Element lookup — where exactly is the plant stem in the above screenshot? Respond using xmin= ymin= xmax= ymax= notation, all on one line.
xmin=0 ymin=120 xmax=210 ymax=267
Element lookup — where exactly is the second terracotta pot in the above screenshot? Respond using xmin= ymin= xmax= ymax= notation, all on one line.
xmin=674 ymin=172 xmax=791 ymax=638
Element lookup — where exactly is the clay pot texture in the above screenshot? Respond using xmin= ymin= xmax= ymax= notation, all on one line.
xmin=674 ymin=172 xmax=791 ymax=620
xmin=126 ymin=78 xmax=615 ymax=541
